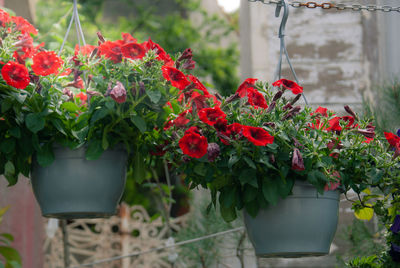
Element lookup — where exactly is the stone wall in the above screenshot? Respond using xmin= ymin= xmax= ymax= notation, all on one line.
xmin=240 ymin=0 xmax=384 ymax=111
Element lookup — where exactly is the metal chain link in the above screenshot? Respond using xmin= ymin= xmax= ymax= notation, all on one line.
xmin=249 ymin=0 xmax=400 ymax=13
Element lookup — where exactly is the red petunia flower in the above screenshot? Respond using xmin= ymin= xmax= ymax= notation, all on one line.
xmin=236 ymin=78 xmax=258 ymax=97
xmin=188 ymin=75 xmax=209 ymax=95
xmin=121 ymin=32 xmax=137 ymax=44
xmin=121 ymin=43 xmax=146 ymax=60
xmin=312 ymin=106 xmax=328 ymax=116
xmin=99 ymin=41 xmax=122 ymax=63
xmin=385 ymin=132 xmax=400 ymax=147
xmin=198 ymin=107 xmax=226 ymax=126
xmin=1 ymin=61 xmax=30 ymax=89
xmin=11 ymin=16 xmax=38 ymax=35
xmin=247 ymin=88 xmax=268 ymax=109
xmin=272 ymin=79 xmax=303 ymax=94
xmin=174 ymin=110 xmax=190 ymax=127
xmin=0 ymin=9 xmax=11 ymax=27
xmin=145 ymin=38 xmax=173 ymax=65
xmin=76 ymin=92 xmax=87 ymax=104
xmin=326 ymin=117 xmax=342 ymax=132
xmin=324 ymin=171 xmax=341 ymax=191
xmin=243 ymin=126 xmax=274 ymax=146
xmin=162 ymin=66 xmax=190 ymax=90
xmin=179 ymin=132 xmax=208 ymax=159
xmin=31 ymin=51 xmax=63 ymax=76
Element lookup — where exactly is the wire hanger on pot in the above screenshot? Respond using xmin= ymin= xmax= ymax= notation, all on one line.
xmin=274 ymin=0 xmax=309 ymax=105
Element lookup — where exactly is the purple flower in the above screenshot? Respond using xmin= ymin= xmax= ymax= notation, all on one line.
xmin=390 ymin=215 xmax=400 ymax=234
xmin=292 ymin=148 xmax=305 ymax=171
xmin=389 ymin=243 xmax=400 ymax=263
xmin=110 ymin=81 xmax=127 ymax=103
xmin=207 ymin=143 xmax=220 ymax=162
xmin=397 ymin=128 xmax=400 ymax=137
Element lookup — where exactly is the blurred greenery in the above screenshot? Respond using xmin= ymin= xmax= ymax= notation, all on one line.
xmin=363 ymin=79 xmax=400 ymax=133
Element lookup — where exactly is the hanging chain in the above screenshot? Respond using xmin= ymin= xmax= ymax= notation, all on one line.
xmin=248 ymin=0 xmax=400 ymax=13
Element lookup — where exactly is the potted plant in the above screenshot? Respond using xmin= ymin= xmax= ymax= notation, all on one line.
xmin=159 ymin=75 xmax=400 ymax=257
xmin=0 ymin=9 xmax=195 ymax=219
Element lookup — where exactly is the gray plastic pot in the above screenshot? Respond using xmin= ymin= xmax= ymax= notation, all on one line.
xmin=31 ymin=145 xmax=127 ymax=219
xmin=244 ymin=180 xmax=339 ymax=258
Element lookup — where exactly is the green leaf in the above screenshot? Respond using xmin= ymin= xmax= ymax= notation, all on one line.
xmin=85 ymin=139 xmax=104 ymax=160
xmin=71 ymin=126 xmax=88 ymax=142
xmin=220 ymin=204 xmax=237 ymax=222
xmin=368 ymin=168 xmax=384 ymax=185
xmin=50 ymin=118 xmax=67 ymax=136
xmin=277 ymin=177 xmax=294 ymax=198
xmin=244 ymin=199 xmax=260 ymax=218
xmin=0 ymin=206 xmax=9 ymax=219
xmin=219 ymin=186 xmax=237 ymax=208
xmin=1 ymin=99 xmax=12 ymax=113
xmin=228 ymin=155 xmax=239 ymax=169
xmin=0 ymin=234 xmax=13 ymax=243
xmin=262 ymin=178 xmax=280 ymax=205
xmin=146 ymin=90 xmax=162 ymax=103
xmin=238 ymin=169 xmax=257 ymax=188
xmin=194 ymin=163 xmax=207 ymax=176
xmin=354 ymin=206 xmax=374 ymax=221
xmin=0 ymin=139 xmax=15 ymax=154
xmin=130 ymin=115 xmax=147 ymax=133
xmin=25 ymin=113 xmax=45 ymax=133
xmin=4 ymin=162 xmax=14 ymax=177
xmin=90 ymin=108 xmax=109 ymax=125
xmin=36 ymin=144 xmax=54 ymax=167
xmin=102 ymin=127 xmax=109 ymax=150
xmin=0 ymin=246 xmax=22 ymax=264
xmin=61 ymin=102 xmax=79 ymax=113
xmin=243 ymin=185 xmax=258 ymax=203
xmin=243 ymin=156 xmax=256 ymax=169
xmin=132 ymin=150 xmax=146 ymax=183
xmin=9 ymin=128 xmax=20 ymax=139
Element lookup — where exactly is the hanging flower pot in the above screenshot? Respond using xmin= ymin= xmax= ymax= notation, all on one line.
xmin=244 ymin=181 xmax=339 ymax=258
xmin=31 ymin=145 xmax=127 ymax=219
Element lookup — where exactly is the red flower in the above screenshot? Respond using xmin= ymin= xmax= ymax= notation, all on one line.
xmin=214 ymin=118 xmax=228 ymax=132
xmin=1 ymin=61 xmax=30 ymax=89
xmin=292 ymin=148 xmax=305 ymax=171
xmin=326 ymin=117 xmax=342 ymax=132
xmin=32 ymin=51 xmax=63 ymax=76
xmin=99 ymin=41 xmax=122 ymax=63
xmin=188 ymin=75 xmax=209 ymax=95
xmin=145 ymin=38 xmax=173 ymax=65
xmin=363 ymin=137 xmax=374 ymax=144
xmin=198 ymin=107 xmax=226 ymax=126
xmin=324 ymin=171 xmax=341 ymax=191
xmin=11 ymin=16 xmax=37 ymax=35
xmin=385 ymin=132 xmax=400 ymax=147
xmin=185 ymin=126 xmax=200 ymax=135
xmin=312 ymin=106 xmax=328 ymax=116
xmin=73 ymin=44 xmax=97 ymax=65
xmin=236 ymin=78 xmax=258 ymax=97
xmin=272 ymin=79 xmax=303 ymax=94
xmin=162 ymin=66 xmax=190 ymax=90
xmin=0 ymin=9 xmax=11 ymax=27
xmin=179 ymin=132 xmax=208 ymax=159
xmin=121 ymin=43 xmax=146 ymax=60
xmin=243 ymin=126 xmax=274 ymax=146
xmin=247 ymin=88 xmax=268 ymax=109
xmin=121 ymin=32 xmax=137 ymax=44
xmin=174 ymin=110 xmax=190 ymax=127
xmin=76 ymin=92 xmax=87 ymax=104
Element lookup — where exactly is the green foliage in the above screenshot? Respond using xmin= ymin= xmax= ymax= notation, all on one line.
xmin=0 ymin=207 xmax=22 ymax=268
xmin=364 ymin=79 xmax=400 ymax=133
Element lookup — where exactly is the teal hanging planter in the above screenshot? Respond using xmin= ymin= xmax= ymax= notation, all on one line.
xmin=31 ymin=145 xmax=127 ymax=219
xmin=244 ymin=181 xmax=340 ymax=258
